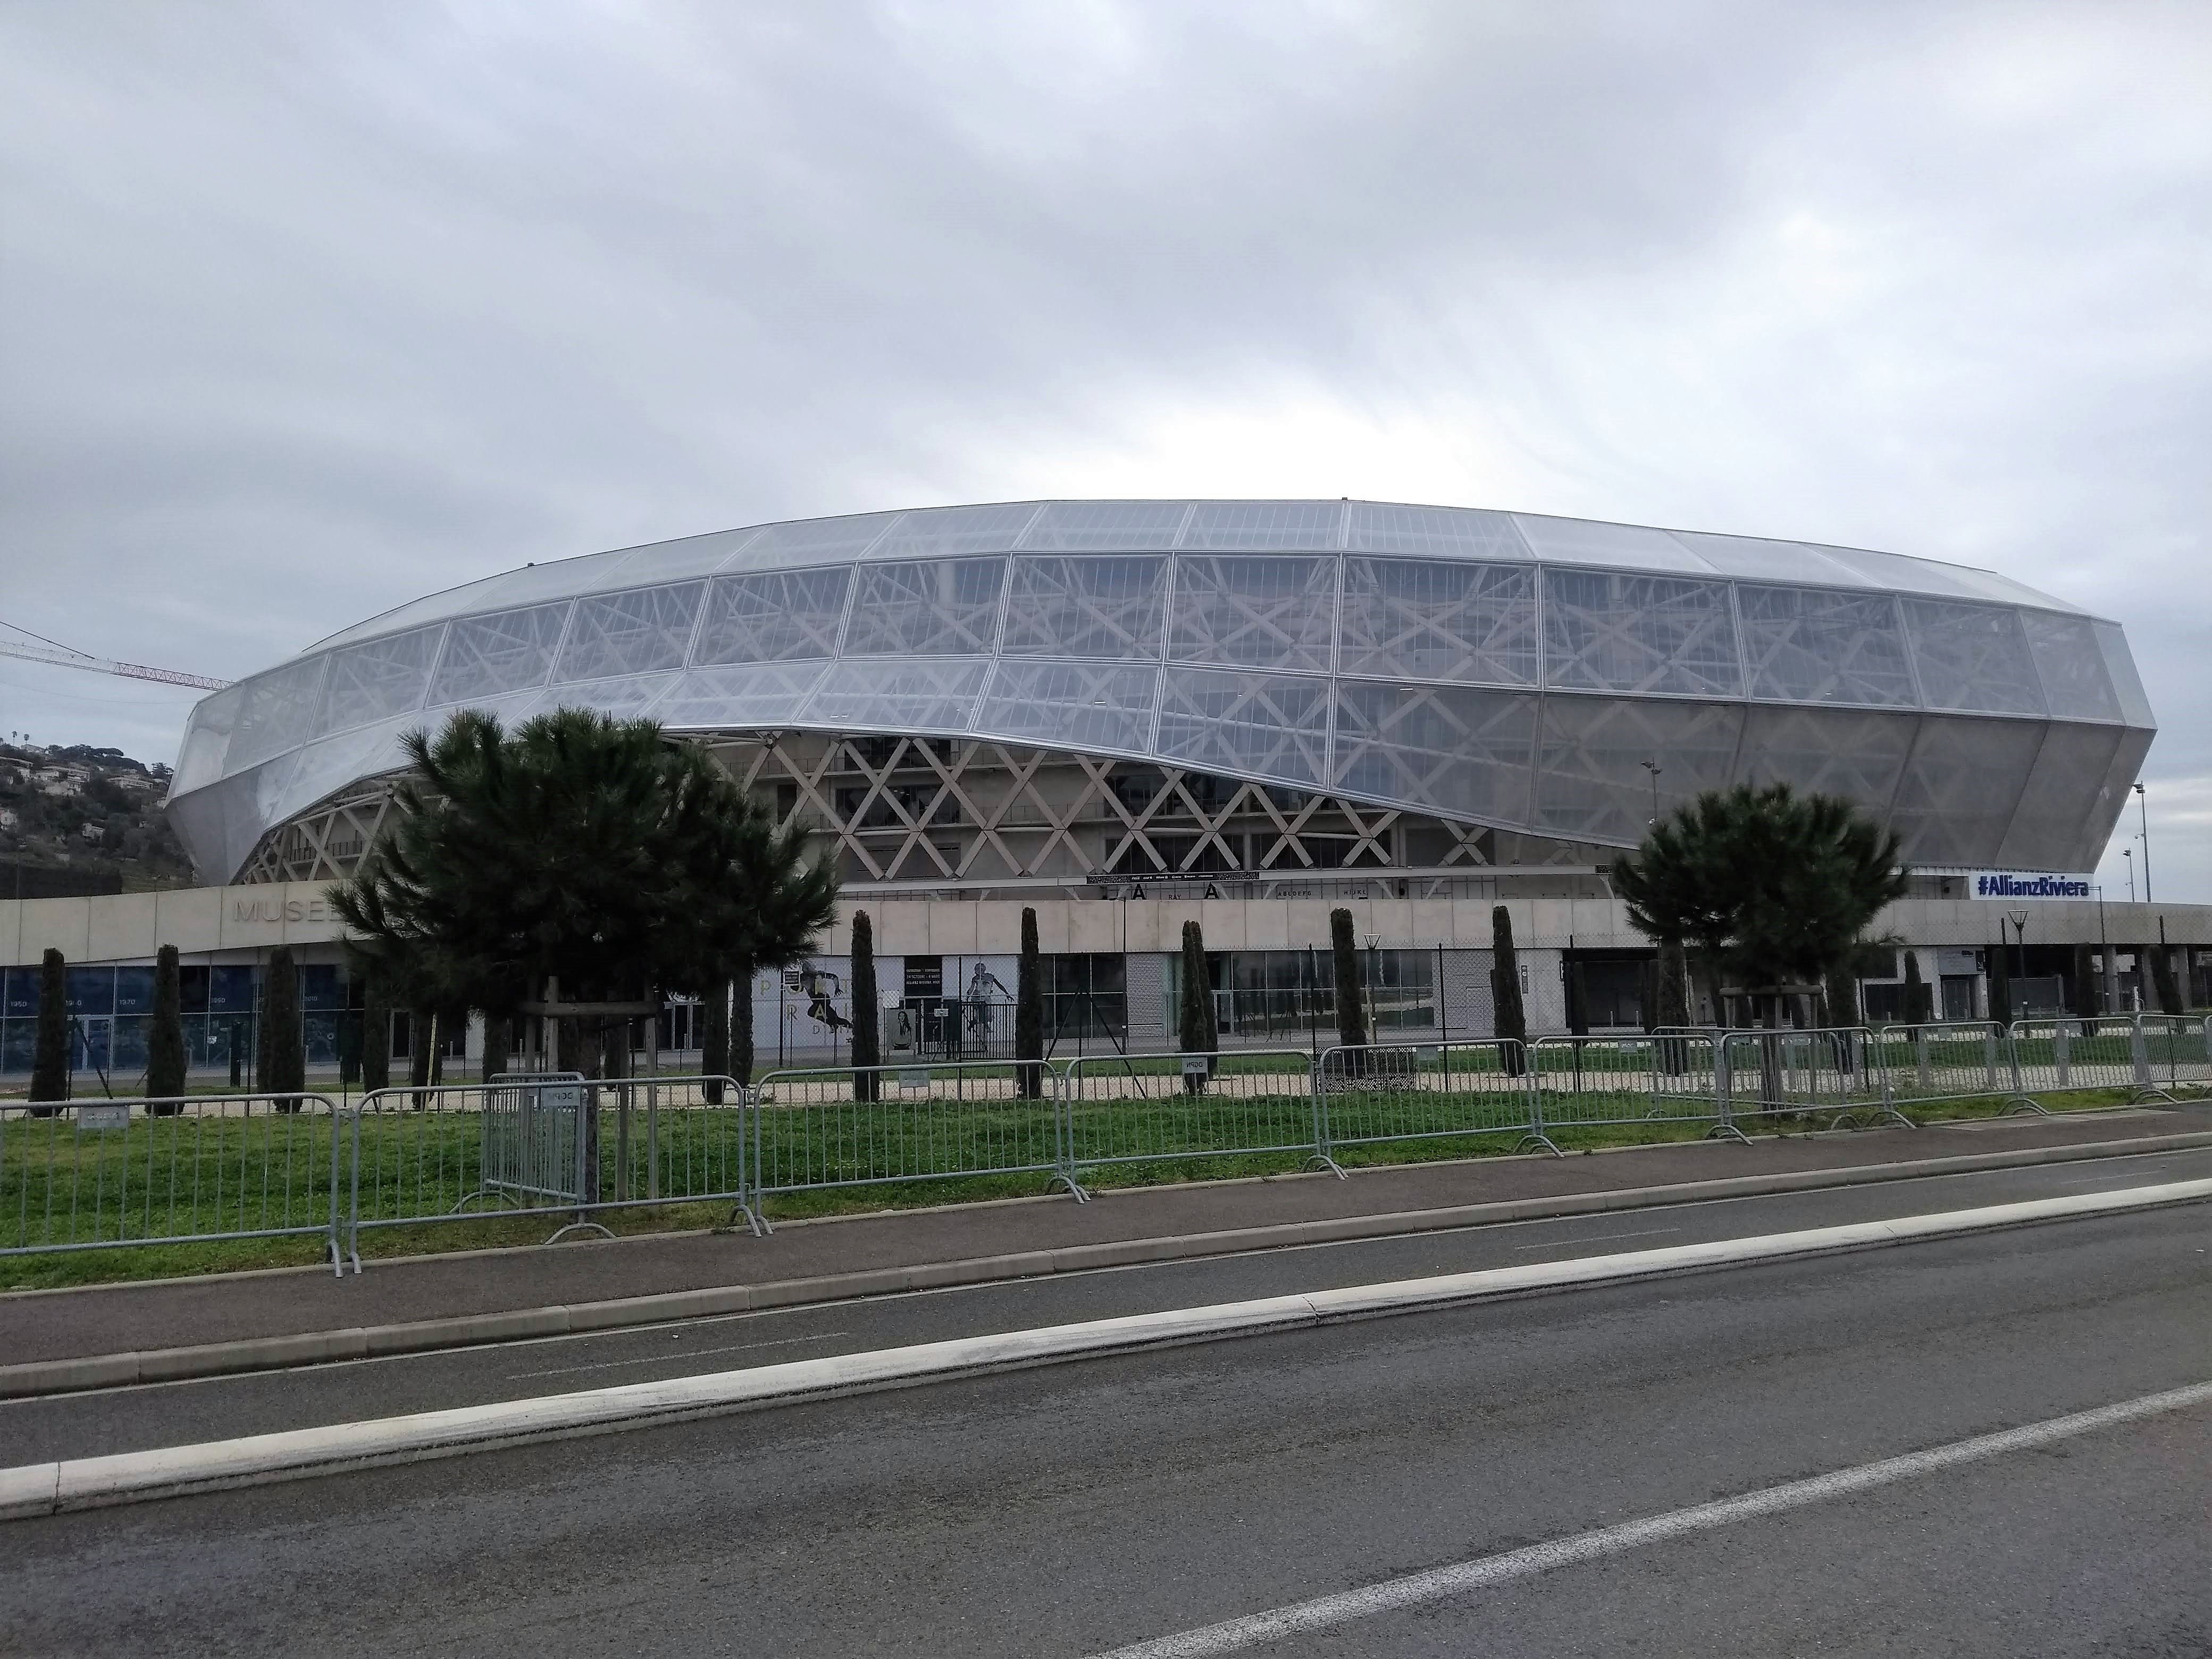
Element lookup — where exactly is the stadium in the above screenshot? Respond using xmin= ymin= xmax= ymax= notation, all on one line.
xmin=166 ymin=497 xmax=2155 ymax=898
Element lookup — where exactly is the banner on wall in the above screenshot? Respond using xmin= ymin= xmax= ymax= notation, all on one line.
xmin=1966 ymin=872 xmax=2093 ymax=900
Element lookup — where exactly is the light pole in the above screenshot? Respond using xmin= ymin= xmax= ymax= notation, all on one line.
xmin=1640 ymin=758 xmax=1661 ymax=827
xmin=2123 ymin=847 xmax=2135 ymax=904
xmin=2133 ymin=782 xmax=2152 ymax=904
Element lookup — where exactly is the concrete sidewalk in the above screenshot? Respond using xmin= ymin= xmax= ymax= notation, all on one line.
xmin=4 ymin=1103 xmax=2209 ymax=1390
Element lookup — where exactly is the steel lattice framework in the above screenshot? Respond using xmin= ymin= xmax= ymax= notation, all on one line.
xmin=171 ymin=499 xmax=2157 ymax=887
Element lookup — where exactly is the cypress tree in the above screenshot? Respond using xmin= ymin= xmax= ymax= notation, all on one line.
xmin=1016 ymin=907 xmax=1045 ymax=1100
xmin=702 ymin=981 xmax=730 ymax=1104
xmin=1822 ymin=962 xmax=1860 ymax=1029
xmin=146 ymin=944 xmax=187 ymax=1109
xmin=850 ymin=910 xmax=879 ymax=1102
xmin=30 ymin=947 xmax=68 ymax=1108
xmin=1988 ymin=940 xmax=2013 ymax=1026
xmin=1656 ymin=940 xmax=1691 ymax=1075
xmin=732 ymin=969 xmax=754 ymax=1087
xmin=1178 ymin=919 xmax=1214 ymax=1093
xmin=360 ymin=973 xmax=392 ymax=1093
xmin=259 ymin=946 xmax=305 ymax=1102
xmin=1902 ymin=951 xmax=1929 ymax=1031
xmin=2149 ymin=944 xmax=2184 ymax=1017
xmin=1329 ymin=908 xmax=1368 ymax=1069
xmin=408 ymin=1008 xmax=434 ymax=1089
xmin=2069 ymin=944 xmax=2099 ymax=1020
xmin=1489 ymin=906 xmax=1526 ymax=1075
xmin=481 ymin=1015 xmax=511 ymax=1083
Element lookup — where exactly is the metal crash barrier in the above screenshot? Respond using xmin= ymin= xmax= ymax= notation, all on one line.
xmin=1527 ymin=1033 xmax=1733 ymax=1148
xmin=1316 ymin=1040 xmax=1540 ymax=1159
xmin=1059 ymin=1049 xmax=1327 ymax=1193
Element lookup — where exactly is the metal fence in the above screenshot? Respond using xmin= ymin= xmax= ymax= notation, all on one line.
xmin=1526 ymin=1033 xmax=1731 ymax=1145
xmin=0 ymin=1092 xmax=344 ymax=1272
xmin=1316 ymin=1040 xmax=1543 ymax=1158
xmin=1060 ymin=1049 xmax=1327 ymax=1192
xmin=1716 ymin=1027 xmax=1904 ymax=1134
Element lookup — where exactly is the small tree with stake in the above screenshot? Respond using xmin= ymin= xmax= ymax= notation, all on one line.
xmin=1016 ymin=907 xmax=1045 ymax=1100
xmin=258 ymin=945 xmax=305 ymax=1104
xmin=1489 ymin=907 xmax=1527 ymax=1076
xmin=850 ymin=909 xmax=879 ymax=1102
xmin=1178 ymin=919 xmax=1216 ymax=1093
xmin=1329 ymin=908 xmax=1368 ymax=1074
xmin=30 ymin=948 xmax=68 ymax=1111
xmin=147 ymin=944 xmax=187 ymax=1110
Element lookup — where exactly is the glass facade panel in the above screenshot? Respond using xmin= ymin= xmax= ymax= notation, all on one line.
xmin=279 ymin=715 xmax=422 ymax=818
xmin=658 ymin=661 xmax=830 ymax=728
xmin=868 ymin=502 xmax=1042 ymax=559
xmin=1735 ymin=704 xmax=1915 ymax=810
xmin=114 ymin=966 xmax=156 ymax=1016
xmin=973 ymin=660 xmax=1159 ymax=754
xmin=66 ymin=968 xmax=114 ymax=1016
xmin=2078 ymin=725 xmax=2154 ymax=865
xmin=842 ymin=558 xmax=1007 ymax=657
xmin=172 ymin=682 xmax=244 ymax=794
xmin=999 ymin=556 xmax=1167 ymax=659
xmin=3 ymin=969 xmax=37 ymax=1017
xmin=1154 ymin=668 xmax=1330 ymax=787
xmin=1016 ymin=500 xmax=1191 ymax=550
xmin=1337 ymin=558 xmax=1538 ymax=686
xmin=2020 ymin=611 xmax=2121 ymax=722
xmin=1535 ymin=696 xmax=1743 ymax=844
xmin=1177 ymin=500 xmax=1343 ymax=551
xmin=1900 ymin=600 xmax=2044 ymax=715
xmin=1735 ymin=585 xmax=1916 ymax=707
xmin=1889 ymin=715 xmax=2045 ymax=865
xmin=1343 ymin=502 xmax=1529 ymax=559
xmin=693 ymin=567 xmax=851 ymax=665
xmin=1168 ymin=555 xmax=1337 ymax=673
xmin=428 ymin=604 xmax=569 ymax=705
xmin=318 ymin=624 xmax=443 ymax=735
xmin=226 ymin=657 xmax=329 ymax=771
xmin=1511 ymin=516 xmax=1710 ymax=573
xmin=2091 ymin=621 xmax=2155 ymax=728
xmin=1541 ymin=569 xmax=1742 ymax=698
xmin=1997 ymin=722 xmax=2125 ymax=869
xmin=523 ymin=673 xmax=679 ymax=722
xmin=554 ymin=582 xmax=705 ymax=682
xmin=1333 ymin=680 xmax=1537 ymax=825
xmin=804 ymin=658 xmax=991 ymax=732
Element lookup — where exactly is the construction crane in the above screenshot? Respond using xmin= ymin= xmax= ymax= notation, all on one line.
xmin=0 ymin=619 xmax=231 ymax=692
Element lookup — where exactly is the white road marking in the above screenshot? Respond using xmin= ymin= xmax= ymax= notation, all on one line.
xmin=1512 ymin=1226 xmax=1678 ymax=1251
xmin=2046 ymin=1166 xmax=2168 ymax=1186
xmin=506 ymin=1331 xmax=850 ymax=1380
xmin=1090 ymin=1379 xmax=2212 ymax=1658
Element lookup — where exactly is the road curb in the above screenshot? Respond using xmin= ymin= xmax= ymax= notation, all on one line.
xmin=5 ymin=1177 xmax=2208 ymax=1521
xmin=5 ymin=1128 xmax=2209 ymax=1401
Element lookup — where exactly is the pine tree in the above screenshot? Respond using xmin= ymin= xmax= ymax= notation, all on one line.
xmin=1489 ymin=907 xmax=1526 ymax=1076
xmin=850 ymin=910 xmax=879 ymax=1102
xmin=259 ymin=945 xmax=305 ymax=1102
xmin=1329 ymin=908 xmax=1368 ymax=1070
xmin=146 ymin=944 xmax=187 ymax=1109
xmin=1016 ymin=907 xmax=1045 ymax=1100
xmin=30 ymin=948 xmax=68 ymax=1108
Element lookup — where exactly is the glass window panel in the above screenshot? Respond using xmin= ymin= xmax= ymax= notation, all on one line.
xmin=1153 ymin=668 xmax=1330 ymax=787
xmin=1735 ymin=705 xmax=1915 ymax=813
xmin=1343 ymin=502 xmax=1530 ymax=559
xmin=868 ymin=503 xmax=1043 ymax=559
xmin=225 ymin=657 xmax=330 ymax=772
xmin=842 ymin=558 xmax=1007 ymax=656
xmin=317 ymin=624 xmax=443 ymax=735
xmin=2091 ymin=621 xmax=2154 ymax=728
xmin=1168 ymin=555 xmax=1337 ymax=673
xmin=1337 ymin=558 xmax=1538 ymax=686
xmin=1889 ymin=715 xmax=2045 ymax=866
xmin=3 ymin=970 xmax=37 ymax=1018
xmin=1332 ymin=680 xmax=1537 ymax=825
xmin=1511 ymin=515 xmax=1711 ymax=573
xmin=522 ymin=673 xmax=680 ymax=722
xmin=693 ymin=567 xmax=851 ymax=665
xmin=554 ymin=582 xmax=705 ymax=682
xmin=1997 ymin=722 xmax=2126 ymax=869
xmin=173 ymin=683 xmax=245 ymax=794
xmin=973 ymin=660 xmax=1160 ymax=755
xmin=802 ymin=658 xmax=991 ymax=732
xmin=66 ymin=968 xmax=114 ymax=1016
xmin=999 ymin=556 xmax=1168 ymax=660
xmin=1900 ymin=600 xmax=2044 ymax=715
xmin=113 ymin=967 xmax=156 ymax=1016
xmin=657 ymin=661 xmax=831 ymax=728
xmin=1177 ymin=500 xmax=1344 ymax=551
xmin=1016 ymin=500 xmax=1191 ymax=550
xmin=1534 ymin=696 xmax=1743 ymax=844
xmin=1667 ymin=532 xmax=1867 ymax=585
xmin=738 ymin=510 xmax=903 ymax=566
xmin=1541 ymin=569 xmax=1742 ymax=697
xmin=2020 ymin=611 xmax=2120 ymax=722
xmin=1735 ymin=584 xmax=1916 ymax=707
xmin=428 ymin=604 xmax=570 ymax=705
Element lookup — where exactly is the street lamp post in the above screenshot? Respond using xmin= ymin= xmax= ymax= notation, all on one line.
xmin=2123 ymin=847 xmax=2135 ymax=904
xmin=2133 ymin=782 xmax=2152 ymax=904
xmin=1640 ymin=759 xmax=1662 ymax=827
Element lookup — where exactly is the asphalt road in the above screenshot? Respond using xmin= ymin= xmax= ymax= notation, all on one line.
xmin=1 ymin=1163 xmax=2206 ymax=1655
xmin=3 ymin=1144 xmax=2207 ymax=1465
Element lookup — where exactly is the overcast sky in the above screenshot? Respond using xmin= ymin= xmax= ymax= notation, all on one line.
xmin=2 ymin=1 xmax=2206 ymax=900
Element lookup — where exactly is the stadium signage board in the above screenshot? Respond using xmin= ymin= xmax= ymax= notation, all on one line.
xmin=1967 ymin=872 xmax=2093 ymax=900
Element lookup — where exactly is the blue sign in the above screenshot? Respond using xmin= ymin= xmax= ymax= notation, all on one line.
xmin=1970 ymin=872 xmax=2092 ymax=900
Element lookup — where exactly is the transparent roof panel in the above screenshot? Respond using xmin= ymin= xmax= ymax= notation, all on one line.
xmin=554 ymin=582 xmax=705 ymax=682
xmin=1168 ymin=555 xmax=1338 ymax=674
xmin=971 ymin=659 xmax=1160 ymax=756
xmin=999 ymin=555 xmax=1168 ymax=660
xmin=1177 ymin=500 xmax=1344 ymax=551
xmin=725 ymin=510 xmax=903 ymax=569
xmin=657 ymin=661 xmax=830 ymax=730
xmin=1016 ymin=500 xmax=1192 ymax=550
xmin=1814 ymin=547 xmax=2075 ymax=611
xmin=693 ymin=567 xmax=851 ymax=666
xmin=1337 ymin=557 xmax=1539 ymax=687
xmin=1534 ymin=694 xmax=1742 ymax=845
xmin=1343 ymin=502 xmax=1530 ymax=560
xmin=1541 ymin=569 xmax=1742 ymax=698
xmin=1667 ymin=532 xmax=1867 ymax=586
xmin=1154 ymin=667 xmax=1330 ymax=787
xmin=428 ymin=604 xmax=569 ymax=706
xmin=2092 ymin=621 xmax=2155 ymax=728
xmin=1735 ymin=585 xmax=1916 ymax=708
xmin=869 ymin=502 xmax=1043 ymax=559
xmin=1901 ymin=600 xmax=2045 ymax=716
xmin=2020 ymin=611 xmax=2121 ymax=723
xmin=317 ymin=623 xmax=443 ymax=737
xmin=842 ymin=558 xmax=1007 ymax=656
xmin=1333 ymin=680 xmax=1537 ymax=826
xmin=225 ymin=656 xmax=329 ymax=773
xmin=802 ymin=657 xmax=991 ymax=733
xmin=597 ymin=525 xmax=766 ymax=585
xmin=1511 ymin=515 xmax=1713 ymax=574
